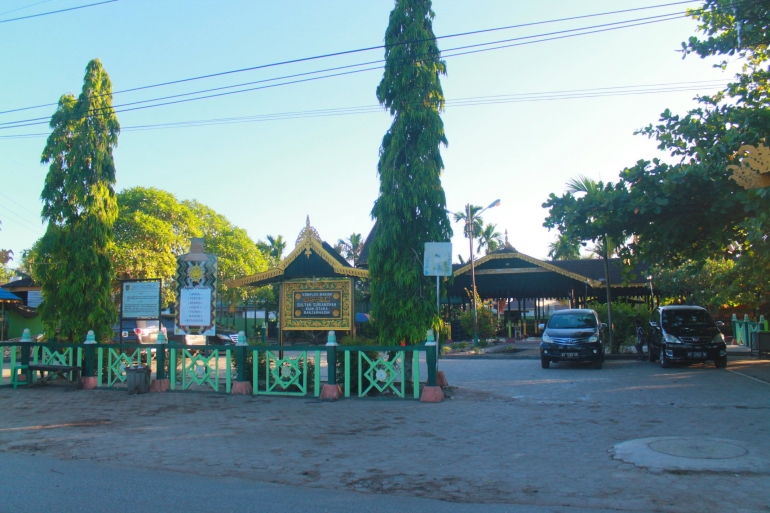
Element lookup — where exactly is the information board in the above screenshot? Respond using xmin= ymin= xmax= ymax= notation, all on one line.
xmin=174 ymin=255 xmax=217 ymax=336
xmin=282 ymin=279 xmax=352 ymax=331
xmin=121 ymin=280 xmax=161 ymax=319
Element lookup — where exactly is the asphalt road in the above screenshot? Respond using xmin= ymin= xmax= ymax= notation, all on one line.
xmin=0 ymin=451 xmax=607 ymax=513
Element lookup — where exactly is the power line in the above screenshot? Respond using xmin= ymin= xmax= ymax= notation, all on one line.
xmin=0 ymin=205 xmax=45 ymax=236
xmin=0 ymin=11 xmax=693 ymax=130
xmin=0 ymin=0 xmax=55 ymax=17
xmin=0 ymin=80 xmax=728 ymax=139
xmin=0 ymin=0 xmax=705 ymax=115
xmin=0 ymin=0 xmax=117 ymax=24
xmin=0 ymin=189 xmax=41 ymax=219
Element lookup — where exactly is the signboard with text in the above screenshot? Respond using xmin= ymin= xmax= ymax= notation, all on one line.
xmin=282 ymin=279 xmax=351 ymax=331
xmin=121 ymin=280 xmax=161 ymax=319
xmin=174 ymin=255 xmax=217 ymax=336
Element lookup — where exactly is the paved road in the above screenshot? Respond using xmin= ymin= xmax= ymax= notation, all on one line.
xmin=0 ymin=358 xmax=768 ymax=512
xmin=0 ymin=451 xmax=608 ymax=513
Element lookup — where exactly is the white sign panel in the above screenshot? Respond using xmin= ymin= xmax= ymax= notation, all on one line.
xmin=27 ymin=290 xmax=43 ymax=308
xmin=423 ymin=242 xmax=453 ymax=276
xmin=179 ymin=287 xmax=212 ymax=328
xmin=122 ymin=281 xmax=161 ymax=319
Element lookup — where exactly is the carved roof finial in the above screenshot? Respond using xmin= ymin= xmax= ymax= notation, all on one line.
xmin=296 ymin=215 xmax=322 ymax=245
xmin=504 ymin=229 xmax=509 ymax=246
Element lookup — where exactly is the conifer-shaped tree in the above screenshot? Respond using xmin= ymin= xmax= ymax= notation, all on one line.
xmin=369 ymin=0 xmax=452 ymax=344
xmin=37 ymin=59 xmax=119 ymax=341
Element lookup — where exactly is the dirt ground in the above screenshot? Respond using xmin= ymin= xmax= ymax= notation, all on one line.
xmin=0 ymin=358 xmax=769 ymax=512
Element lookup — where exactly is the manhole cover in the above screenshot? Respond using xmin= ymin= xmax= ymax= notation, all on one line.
xmin=649 ymin=439 xmax=747 ymax=460
xmin=612 ymin=437 xmax=768 ymax=473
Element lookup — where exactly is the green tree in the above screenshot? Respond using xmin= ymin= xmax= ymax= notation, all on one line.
xmin=477 ymin=223 xmax=502 ymax=255
xmin=184 ymin=201 xmax=271 ymax=312
xmin=369 ymin=0 xmax=453 ymax=344
xmin=653 ymin=258 xmax=743 ymax=316
xmin=547 ymin=233 xmax=581 ymax=260
xmin=337 ymin=232 xmax=363 ymax=265
xmin=36 ymin=59 xmax=119 ymax=342
xmin=453 ymin=205 xmax=483 ymax=241
xmin=113 ymin=187 xmax=202 ymax=305
xmin=0 ymin=220 xmax=13 ymax=283
xmin=257 ymin=235 xmax=286 ymax=266
xmin=544 ymin=1 xmax=770 ymax=299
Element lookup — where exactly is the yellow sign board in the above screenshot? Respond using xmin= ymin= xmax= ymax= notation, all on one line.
xmin=282 ymin=279 xmax=352 ymax=331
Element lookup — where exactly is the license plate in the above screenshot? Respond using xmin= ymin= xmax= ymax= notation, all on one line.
xmin=562 ymin=352 xmax=578 ymax=358
xmin=688 ymin=351 xmax=706 ymax=358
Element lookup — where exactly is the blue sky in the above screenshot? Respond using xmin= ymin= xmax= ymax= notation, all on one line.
xmin=0 ymin=0 xmax=739 ymax=267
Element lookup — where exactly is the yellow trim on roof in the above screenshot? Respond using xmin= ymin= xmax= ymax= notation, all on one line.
xmin=454 ymin=252 xmax=603 ymax=287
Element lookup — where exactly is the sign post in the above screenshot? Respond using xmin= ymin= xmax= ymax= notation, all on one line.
xmin=174 ymin=238 xmax=218 ymax=338
xmin=423 ymin=242 xmax=452 ymax=369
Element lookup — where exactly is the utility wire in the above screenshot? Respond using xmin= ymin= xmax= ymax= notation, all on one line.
xmin=0 ymin=80 xmax=728 ymax=139
xmin=0 ymin=205 xmax=44 ymax=235
xmin=0 ymin=0 xmax=117 ymax=24
xmin=0 ymin=189 xmax=41 ymax=219
xmin=0 ymin=11 xmax=692 ymax=130
xmin=0 ymin=0 xmax=707 ymax=115
xmin=0 ymin=0 xmax=55 ymax=17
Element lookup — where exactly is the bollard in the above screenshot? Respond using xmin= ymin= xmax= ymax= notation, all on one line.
xmin=149 ymin=329 xmax=170 ymax=392
xmin=320 ymin=331 xmax=341 ymax=400
xmin=231 ymin=331 xmax=252 ymax=395
xmin=421 ymin=329 xmax=443 ymax=403
xmin=81 ymin=330 xmax=97 ymax=389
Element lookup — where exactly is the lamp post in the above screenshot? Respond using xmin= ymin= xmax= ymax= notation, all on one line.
xmin=467 ymin=199 xmax=501 ymax=347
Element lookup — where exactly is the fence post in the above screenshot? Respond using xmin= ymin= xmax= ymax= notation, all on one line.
xmin=320 ymin=331 xmax=341 ymax=400
xmin=231 ymin=331 xmax=252 ymax=395
xmin=81 ymin=330 xmax=97 ymax=389
xmin=150 ymin=331 xmax=171 ymax=392
xmin=420 ymin=329 xmax=443 ymax=403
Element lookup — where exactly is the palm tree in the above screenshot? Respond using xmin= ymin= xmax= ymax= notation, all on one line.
xmin=477 ymin=223 xmax=503 ymax=255
xmin=548 ymin=233 xmax=581 ymax=260
xmin=266 ymin=235 xmax=286 ymax=261
xmin=332 ymin=242 xmax=346 ymax=257
xmin=337 ymin=233 xmax=363 ymax=265
xmin=566 ymin=174 xmax=602 ymax=196
xmin=453 ymin=205 xmax=484 ymax=241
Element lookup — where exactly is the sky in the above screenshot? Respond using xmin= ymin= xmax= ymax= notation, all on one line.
xmin=0 ymin=0 xmax=742 ymax=269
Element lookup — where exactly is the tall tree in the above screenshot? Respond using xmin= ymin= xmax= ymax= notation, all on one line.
xmin=113 ymin=187 xmax=202 ymax=305
xmin=369 ymin=0 xmax=452 ymax=344
xmin=477 ymin=223 xmax=502 ymax=255
xmin=337 ymin=232 xmax=363 ymax=265
xmin=36 ymin=59 xmax=119 ymax=342
xmin=0 ymin=220 xmax=13 ymax=284
xmin=547 ymin=233 xmax=581 ymax=260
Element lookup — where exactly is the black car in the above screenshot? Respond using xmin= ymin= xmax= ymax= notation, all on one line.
xmin=539 ymin=309 xmax=606 ymax=369
xmin=647 ymin=305 xmax=727 ymax=368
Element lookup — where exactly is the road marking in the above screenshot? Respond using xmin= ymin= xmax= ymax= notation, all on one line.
xmin=727 ymin=369 xmax=770 ymax=386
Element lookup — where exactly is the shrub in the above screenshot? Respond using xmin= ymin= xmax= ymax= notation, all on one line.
xmin=589 ymin=301 xmax=651 ymax=353
xmin=459 ymin=307 xmax=498 ymax=341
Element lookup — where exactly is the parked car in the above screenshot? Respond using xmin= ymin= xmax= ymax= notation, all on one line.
xmin=647 ymin=305 xmax=727 ymax=369
xmin=539 ymin=309 xmax=606 ymax=369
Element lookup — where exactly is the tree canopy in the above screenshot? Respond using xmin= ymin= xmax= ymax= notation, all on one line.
xmin=36 ymin=59 xmax=120 ymax=341
xmin=543 ymin=1 xmax=770 ymax=308
xmin=369 ymin=0 xmax=452 ymax=344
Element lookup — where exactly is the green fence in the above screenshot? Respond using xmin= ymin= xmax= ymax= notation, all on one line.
xmin=1 ymin=342 xmax=436 ymax=399
xmin=732 ymin=314 xmax=768 ymax=347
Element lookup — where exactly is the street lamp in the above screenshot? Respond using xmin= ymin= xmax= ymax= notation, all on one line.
xmin=467 ymin=199 xmax=501 ymax=346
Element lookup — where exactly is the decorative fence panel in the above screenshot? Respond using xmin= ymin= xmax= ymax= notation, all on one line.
xmin=732 ymin=314 xmax=768 ymax=347
xmin=1 ymin=342 xmax=436 ymax=399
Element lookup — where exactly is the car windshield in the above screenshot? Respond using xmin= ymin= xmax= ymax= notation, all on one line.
xmin=662 ymin=310 xmax=714 ymax=331
xmin=548 ymin=313 xmax=597 ymax=329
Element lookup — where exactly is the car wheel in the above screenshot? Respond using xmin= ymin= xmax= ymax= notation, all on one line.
xmin=541 ymin=357 xmax=550 ymax=369
xmin=715 ymin=355 xmax=727 ymax=369
xmin=659 ymin=346 xmax=670 ymax=369
xmin=648 ymin=345 xmax=657 ymax=363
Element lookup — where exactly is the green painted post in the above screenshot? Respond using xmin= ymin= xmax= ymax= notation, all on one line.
xmin=237 ymin=346 xmax=246 ymax=382
xmin=97 ymin=347 xmax=103 ymax=386
xmin=156 ymin=345 xmax=166 ymax=380
xmin=413 ymin=349 xmax=421 ymax=399
xmin=357 ymin=352 xmax=362 ymax=398
xmin=21 ymin=341 xmax=30 ymax=384
xmin=314 ymin=350 xmax=320 ymax=397
xmin=253 ymin=349 xmax=259 ymax=394
xmin=226 ymin=349 xmax=232 ymax=393
xmin=327 ymin=343 xmax=337 ymax=386
xmin=344 ymin=349 xmax=350 ymax=398
xmin=170 ymin=347 xmax=176 ymax=390
xmin=425 ymin=330 xmax=437 ymax=387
